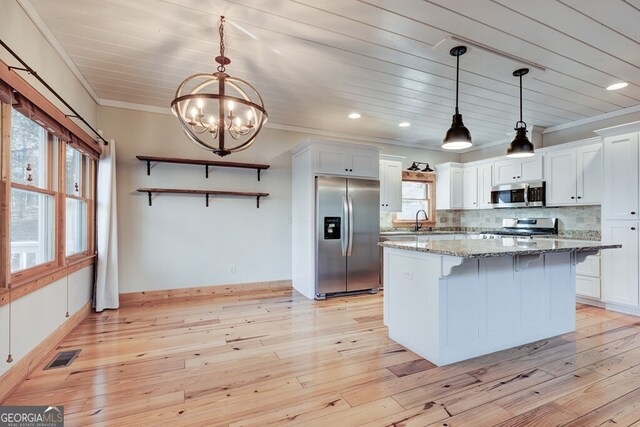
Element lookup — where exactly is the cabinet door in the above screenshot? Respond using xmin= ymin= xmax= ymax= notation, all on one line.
xmin=463 ymin=167 xmax=478 ymax=209
xmin=451 ymin=167 xmax=464 ymax=209
xmin=380 ymin=160 xmax=402 ymax=211
xmin=576 ymin=144 xmax=602 ymax=205
xmin=545 ymin=149 xmax=577 ymax=206
xmin=477 ymin=163 xmax=493 ymax=208
xmin=603 ymin=133 xmax=639 ymax=220
xmin=518 ymin=155 xmax=543 ymax=181
xmin=349 ymin=150 xmax=379 ymax=179
xmin=315 ymin=146 xmax=347 ymax=175
xmin=602 ymin=220 xmax=639 ymax=307
xmin=576 ymin=276 xmax=601 ymax=299
xmin=494 ymin=159 xmax=517 ymax=185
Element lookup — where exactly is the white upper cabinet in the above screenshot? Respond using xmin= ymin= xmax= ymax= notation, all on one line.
xmin=310 ymin=141 xmax=379 ymax=179
xmin=493 ymin=156 xmax=543 ymax=185
xmin=379 ymin=156 xmax=404 ymax=212
xmin=576 ymin=144 xmax=603 ymax=205
xmin=477 ymin=163 xmax=493 ymax=209
xmin=603 ymin=132 xmax=639 ymax=220
xmin=463 ymin=166 xmax=478 ymax=209
xmin=544 ymin=142 xmax=602 ymax=206
xmin=435 ymin=163 xmax=463 ymax=210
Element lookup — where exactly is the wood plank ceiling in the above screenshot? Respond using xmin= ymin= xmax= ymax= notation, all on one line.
xmin=26 ymin=0 xmax=640 ymax=150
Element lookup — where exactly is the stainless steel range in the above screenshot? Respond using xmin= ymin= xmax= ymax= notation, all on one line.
xmin=479 ymin=218 xmax=558 ymax=239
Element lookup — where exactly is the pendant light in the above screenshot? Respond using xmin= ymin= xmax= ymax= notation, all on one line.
xmin=443 ymin=46 xmax=472 ymax=150
xmin=171 ymin=16 xmax=268 ymax=157
xmin=506 ymin=68 xmax=535 ymax=158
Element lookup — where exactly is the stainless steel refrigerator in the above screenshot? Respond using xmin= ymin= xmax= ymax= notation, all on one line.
xmin=315 ymin=176 xmax=380 ymax=299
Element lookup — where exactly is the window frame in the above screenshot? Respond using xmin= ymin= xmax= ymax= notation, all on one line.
xmin=1 ymin=103 xmax=97 ymax=290
xmin=392 ymin=171 xmax=437 ymax=229
xmin=65 ymin=144 xmax=92 ymax=260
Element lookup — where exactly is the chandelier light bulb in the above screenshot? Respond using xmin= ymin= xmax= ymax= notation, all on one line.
xmin=196 ymin=98 xmax=204 ymax=109
xmin=247 ymin=110 xmax=253 ymax=120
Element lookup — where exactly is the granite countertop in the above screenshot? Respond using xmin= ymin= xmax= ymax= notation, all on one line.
xmin=379 ymin=238 xmax=620 ymax=259
xmin=380 ymin=228 xmax=601 ymax=241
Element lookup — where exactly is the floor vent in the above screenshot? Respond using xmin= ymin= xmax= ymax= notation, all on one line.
xmin=44 ymin=349 xmax=81 ymax=370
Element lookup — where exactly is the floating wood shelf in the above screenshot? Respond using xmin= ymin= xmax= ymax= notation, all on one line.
xmin=136 ymin=156 xmax=270 ymax=181
xmin=137 ymin=188 xmax=269 ymax=208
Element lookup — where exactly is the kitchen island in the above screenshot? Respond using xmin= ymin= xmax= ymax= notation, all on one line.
xmin=379 ymin=238 xmax=620 ymax=366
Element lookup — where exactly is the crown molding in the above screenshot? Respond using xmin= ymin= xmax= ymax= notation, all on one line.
xmin=100 ymin=99 xmax=172 ymax=115
xmin=16 ymin=0 xmax=100 ymax=104
xmin=542 ymin=103 xmax=640 ymax=134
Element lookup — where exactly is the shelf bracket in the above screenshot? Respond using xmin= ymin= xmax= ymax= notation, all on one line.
xmin=205 ymin=165 xmax=209 ymax=179
xmin=146 ymin=160 xmax=151 ymax=176
xmin=147 ymin=191 xmax=153 ymax=206
xmin=206 ymin=193 xmax=210 ymax=207
xmin=257 ymin=169 xmax=261 ymax=182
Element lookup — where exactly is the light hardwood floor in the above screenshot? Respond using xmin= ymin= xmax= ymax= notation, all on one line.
xmin=4 ymin=289 xmax=640 ymax=426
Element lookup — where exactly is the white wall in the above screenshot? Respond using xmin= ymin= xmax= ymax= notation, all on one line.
xmin=0 ymin=0 xmax=97 ymax=132
xmin=0 ymin=1 xmax=96 ymax=379
xmin=98 ymin=106 xmax=459 ymax=293
xmin=0 ymin=267 xmax=93 ymax=377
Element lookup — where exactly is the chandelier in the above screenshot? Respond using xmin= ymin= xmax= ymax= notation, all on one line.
xmin=171 ymin=16 xmax=268 ymax=157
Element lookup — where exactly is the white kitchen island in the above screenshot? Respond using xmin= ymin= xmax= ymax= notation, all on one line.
xmin=380 ymin=238 xmax=620 ymax=366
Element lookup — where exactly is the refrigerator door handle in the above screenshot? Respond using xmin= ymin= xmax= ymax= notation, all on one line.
xmin=341 ymin=195 xmax=349 ymax=256
xmin=347 ymin=195 xmax=354 ymax=256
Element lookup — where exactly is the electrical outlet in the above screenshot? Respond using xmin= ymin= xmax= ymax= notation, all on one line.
xmin=228 ymin=265 xmax=237 ymax=275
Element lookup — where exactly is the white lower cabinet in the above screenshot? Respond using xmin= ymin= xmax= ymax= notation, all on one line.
xmin=576 ymin=255 xmax=601 ymax=299
xmin=602 ymin=220 xmax=639 ymax=307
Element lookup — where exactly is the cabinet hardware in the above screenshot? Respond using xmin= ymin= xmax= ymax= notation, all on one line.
xmin=577 ymin=196 xmax=582 ymax=199
xmin=571 ymin=196 xmax=575 ymax=199
xmin=632 ymin=227 xmax=636 ymax=231
xmin=632 ymin=212 xmax=637 ymax=215
xmin=349 ymin=169 xmax=353 ymax=172
xmin=517 ymin=176 xmax=521 ymax=178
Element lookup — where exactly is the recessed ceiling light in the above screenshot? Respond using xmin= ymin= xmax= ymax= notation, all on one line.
xmin=398 ymin=122 xmax=411 ymax=127
xmin=606 ymin=82 xmax=628 ymax=91
xmin=348 ymin=112 xmax=361 ymax=119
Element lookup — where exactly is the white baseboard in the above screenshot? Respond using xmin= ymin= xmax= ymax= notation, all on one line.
xmin=577 ymin=296 xmax=640 ymax=317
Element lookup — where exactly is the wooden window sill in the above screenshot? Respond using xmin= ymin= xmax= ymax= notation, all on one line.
xmin=0 ymin=254 xmax=96 ymax=306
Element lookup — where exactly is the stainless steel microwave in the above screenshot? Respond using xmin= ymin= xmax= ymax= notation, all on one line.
xmin=490 ymin=181 xmax=546 ymax=208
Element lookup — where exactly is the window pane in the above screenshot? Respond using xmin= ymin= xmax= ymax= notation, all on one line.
xmin=66 ymin=146 xmax=82 ymax=195
xmin=11 ymin=109 xmax=47 ymax=188
xmin=10 ymin=188 xmax=55 ymax=272
xmin=396 ymin=199 xmax=430 ymax=221
xmin=402 ymin=182 xmax=427 ymax=199
xmin=66 ymin=198 xmax=87 ymax=255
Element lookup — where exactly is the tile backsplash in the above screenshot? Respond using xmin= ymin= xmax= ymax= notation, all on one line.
xmin=381 ymin=205 xmax=601 ymax=234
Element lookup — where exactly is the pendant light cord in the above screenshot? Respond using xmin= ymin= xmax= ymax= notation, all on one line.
xmin=455 ymin=53 xmax=460 ymax=115
xmin=519 ymin=73 xmax=523 ymax=124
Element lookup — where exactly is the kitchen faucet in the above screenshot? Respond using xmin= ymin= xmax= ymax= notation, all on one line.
xmin=415 ymin=209 xmax=428 ymax=232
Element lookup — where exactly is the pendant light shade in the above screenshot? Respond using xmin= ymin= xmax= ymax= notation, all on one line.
xmin=443 ymin=46 xmax=472 ymax=150
xmin=506 ymin=68 xmax=535 ymax=158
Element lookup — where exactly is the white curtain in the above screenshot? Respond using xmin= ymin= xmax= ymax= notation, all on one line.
xmin=94 ymin=139 xmax=119 ymax=311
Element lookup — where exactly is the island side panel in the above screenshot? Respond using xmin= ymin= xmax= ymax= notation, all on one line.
xmin=384 ymin=248 xmax=443 ymax=362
